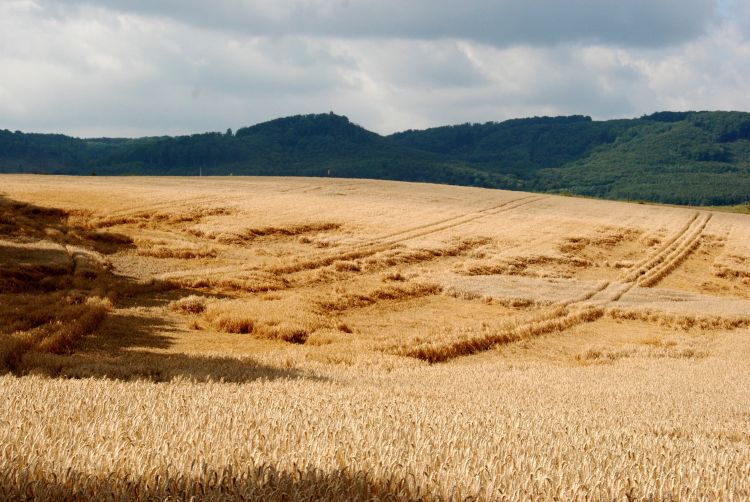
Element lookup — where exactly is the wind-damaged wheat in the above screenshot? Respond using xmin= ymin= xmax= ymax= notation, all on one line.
xmin=392 ymin=305 xmax=605 ymax=362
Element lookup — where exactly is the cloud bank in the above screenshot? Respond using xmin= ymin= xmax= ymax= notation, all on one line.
xmin=0 ymin=0 xmax=748 ymax=136
xmin=48 ymin=0 xmax=719 ymax=47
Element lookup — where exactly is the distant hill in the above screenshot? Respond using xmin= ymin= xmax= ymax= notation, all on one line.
xmin=2 ymin=110 xmax=750 ymax=205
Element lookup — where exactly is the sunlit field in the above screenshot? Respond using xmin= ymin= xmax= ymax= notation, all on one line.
xmin=1 ymin=175 xmax=749 ymax=500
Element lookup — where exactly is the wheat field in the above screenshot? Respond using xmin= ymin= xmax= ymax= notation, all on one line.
xmin=1 ymin=175 xmax=749 ymax=501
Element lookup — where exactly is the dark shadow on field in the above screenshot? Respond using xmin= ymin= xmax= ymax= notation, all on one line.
xmin=0 ymin=194 xmax=325 ymax=384
xmin=86 ymin=312 xmax=177 ymax=352
xmin=0 ymin=243 xmax=73 ymax=293
xmin=34 ymin=312 xmax=322 ymax=383
xmin=0 ymin=466 xmax=415 ymax=502
xmin=0 ymin=192 xmax=135 ymax=254
xmin=115 ymin=285 xmax=233 ymax=309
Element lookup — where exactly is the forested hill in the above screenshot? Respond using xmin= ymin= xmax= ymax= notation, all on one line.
xmin=2 ymin=111 xmax=750 ymax=206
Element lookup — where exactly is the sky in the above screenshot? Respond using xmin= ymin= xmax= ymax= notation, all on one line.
xmin=1 ymin=0 xmax=749 ymax=137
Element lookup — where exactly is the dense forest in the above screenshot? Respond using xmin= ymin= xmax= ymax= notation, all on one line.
xmin=2 ymin=111 xmax=750 ymax=206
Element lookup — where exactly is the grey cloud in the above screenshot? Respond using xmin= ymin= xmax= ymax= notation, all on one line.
xmin=0 ymin=6 xmax=357 ymax=135
xmin=735 ymin=0 xmax=750 ymax=37
xmin=1 ymin=0 xmax=749 ymax=138
xmin=360 ymin=45 xmax=644 ymax=131
xmin=44 ymin=0 xmax=719 ymax=48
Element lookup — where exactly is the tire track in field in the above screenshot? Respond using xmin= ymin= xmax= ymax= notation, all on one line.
xmin=270 ymin=195 xmax=545 ymax=274
xmin=583 ymin=212 xmax=710 ymax=303
xmin=538 ymin=212 xmax=712 ymax=316
xmin=108 ymin=182 xmax=357 ymax=221
xmin=158 ymin=194 xmax=544 ymax=283
xmin=104 ymin=194 xmax=223 ymax=217
xmin=410 ymin=211 xmax=714 ymax=363
xmin=636 ymin=213 xmax=712 ymax=287
xmin=622 ymin=212 xmax=701 ymax=283
xmin=362 ymin=194 xmax=542 ymax=250
xmin=278 ymin=181 xmax=362 ymax=194
xmin=361 ymin=194 xmax=541 ymax=245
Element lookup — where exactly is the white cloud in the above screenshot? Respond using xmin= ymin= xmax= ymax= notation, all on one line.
xmin=0 ymin=1 xmax=748 ymax=137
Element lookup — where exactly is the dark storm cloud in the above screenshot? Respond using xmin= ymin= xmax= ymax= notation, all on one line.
xmin=46 ymin=0 xmax=718 ymax=48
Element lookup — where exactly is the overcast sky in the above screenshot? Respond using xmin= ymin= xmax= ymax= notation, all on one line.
xmin=1 ymin=0 xmax=749 ymax=137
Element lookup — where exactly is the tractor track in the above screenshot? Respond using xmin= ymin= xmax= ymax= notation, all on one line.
xmin=158 ymin=194 xmax=545 ymax=281
xmin=104 ymin=194 xmax=226 ymax=218
xmin=585 ymin=212 xmax=712 ymax=303
xmin=270 ymin=195 xmax=545 ymax=274
xmin=420 ymin=211 xmax=716 ymax=362
xmin=637 ymin=213 xmax=712 ymax=287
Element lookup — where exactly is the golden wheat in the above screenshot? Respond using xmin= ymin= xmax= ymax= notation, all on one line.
xmin=1 ymin=176 xmax=749 ymax=500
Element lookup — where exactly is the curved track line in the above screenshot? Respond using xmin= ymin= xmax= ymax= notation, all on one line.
xmin=622 ymin=212 xmax=699 ymax=283
xmin=105 ymin=194 xmax=225 ymax=218
xmin=637 ymin=214 xmax=712 ymax=287
xmin=271 ymin=196 xmax=545 ymax=274
xmin=159 ymin=195 xmax=545 ymax=281
xmin=418 ymin=211 xmax=716 ymax=362
xmin=362 ymin=195 xmax=540 ymax=245
xmin=588 ymin=213 xmax=712 ymax=302
xmin=373 ymin=196 xmax=542 ymax=247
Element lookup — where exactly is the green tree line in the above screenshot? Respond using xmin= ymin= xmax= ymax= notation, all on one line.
xmin=1 ymin=111 xmax=749 ymax=205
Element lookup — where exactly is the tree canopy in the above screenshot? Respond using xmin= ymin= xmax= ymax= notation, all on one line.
xmin=2 ymin=111 xmax=750 ymax=206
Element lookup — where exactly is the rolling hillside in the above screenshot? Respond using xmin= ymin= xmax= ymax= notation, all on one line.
xmin=2 ymin=110 xmax=750 ymax=205
xmin=1 ymin=175 xmax=749 ymax=499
